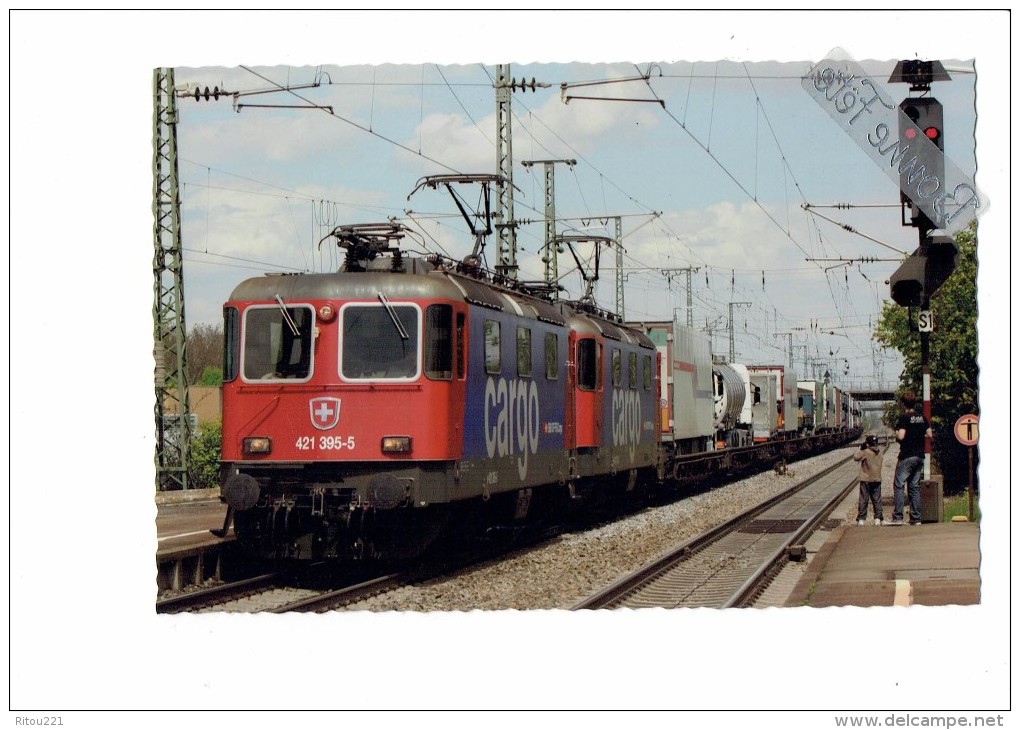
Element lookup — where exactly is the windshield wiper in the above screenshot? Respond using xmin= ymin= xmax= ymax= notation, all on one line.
xmin=275 ymin=294 xmax=301 ymax=337
xmin=377 ymin=292 xmax=409 ymax=340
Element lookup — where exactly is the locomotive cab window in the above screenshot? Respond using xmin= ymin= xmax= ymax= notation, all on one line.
xmin=643 ymin=354 xmax=652 ymax=390
xmin=341 ymin=303 xmax=420 ymax=380
xmin=241 ymin=304 xmax=314 ymax=381
xmin=628 ymin=352 xmax=637 ymax=389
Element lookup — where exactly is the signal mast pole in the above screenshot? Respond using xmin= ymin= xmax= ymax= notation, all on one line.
xmin=152 ymin=67 xmax=191 ymax=491
xmin=888 ymin=60 xmax=955 ymax=481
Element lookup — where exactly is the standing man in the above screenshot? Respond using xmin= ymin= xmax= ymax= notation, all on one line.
xmin=890 ymin=390 xmax=932 ymax=525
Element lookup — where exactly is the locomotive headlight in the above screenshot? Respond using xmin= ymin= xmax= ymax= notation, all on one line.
xmin=317 ymin=303 xmax=336 ymax=322
xmin=381 ymin=436 xmax=412 ymax=454
xmin=243 ymin=437 xmax=272 ymax=455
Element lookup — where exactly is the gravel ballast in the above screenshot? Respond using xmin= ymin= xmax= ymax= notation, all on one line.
xmin=341 ymin=447 xmax=866 ymax=612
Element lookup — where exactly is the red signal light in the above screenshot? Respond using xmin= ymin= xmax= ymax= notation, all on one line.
xmin=924 ymin=127 xmax=940 ymax=140
xmin=904 ymin=128 xmax=917 ymax=140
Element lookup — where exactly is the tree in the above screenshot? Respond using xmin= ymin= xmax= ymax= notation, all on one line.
xmin=875 ymin=221 xmax=978 ymax=493
xmin=189 ymin=420 xmax=222 ymax=489
xmin=186 ymin=323 xmax=224 ymax=385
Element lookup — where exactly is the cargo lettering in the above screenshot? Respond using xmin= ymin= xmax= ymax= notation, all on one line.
xmin=484 ymin=377 xmax=540 ymax=480
xmin=612 ymin=388 xmax=643 ymax=463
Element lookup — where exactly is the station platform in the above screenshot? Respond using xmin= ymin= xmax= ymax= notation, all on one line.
xmin=784 ymin=520 xmax=980 ymax=608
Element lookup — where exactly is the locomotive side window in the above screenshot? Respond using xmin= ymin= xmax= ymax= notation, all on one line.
xmin=643 ymin=354 xmax=652 ymax=390
xmin=456 ymin=312 xmax=466 ymax=379
xmin=242 ymin=305 xmax=314 ymax=381
xmin=484 ymin=320 xmax=501 ymax=375
xmin=544 ymin=332 xmax=558 ymax=380
xmin=516 ymin=326 xmax=532 ymax=377
xmin=424 ymin=304 xmax=453 ymax=381
xmin=341 ymin=303 xmax=419 ymax=380
xmin=577 ymin=338 xmax=601 ymax=392
xmin=628 ymin=352 xmax=637 ymax=389
xmin=223 ymin=306 xmax=239 ymax=383
xmin=612 ymin=348 xmax=622 ymax=387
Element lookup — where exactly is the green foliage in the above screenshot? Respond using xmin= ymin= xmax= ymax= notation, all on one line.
xmin=943 ymin=492 xmax=980 ymax=524
xmin=198 ymin=366 xmax=223 ymax=386
xmin=189 ymin=420 xmax=222 ymax=489
xmin=875 ymin=222 xmax=978 ymax=493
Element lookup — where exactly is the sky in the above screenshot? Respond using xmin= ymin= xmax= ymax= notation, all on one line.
xmin=170 ymin=52 xmax=978 ymax=389
xmin=7 ymin=9 xmax=1012 ymax=722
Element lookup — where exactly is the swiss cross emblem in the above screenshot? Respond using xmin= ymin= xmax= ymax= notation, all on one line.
xmin=309 ymin=397 xmax=341 ymax=430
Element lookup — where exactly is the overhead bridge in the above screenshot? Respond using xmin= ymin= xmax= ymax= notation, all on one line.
xmin=849 ymin=389 xmax=896 ymax=402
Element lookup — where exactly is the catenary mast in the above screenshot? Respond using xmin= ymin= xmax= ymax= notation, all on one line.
xmin=152 ymin=67 xmax=192 ymax=491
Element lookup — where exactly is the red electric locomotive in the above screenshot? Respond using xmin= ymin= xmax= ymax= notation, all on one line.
xmin=218 ymin=223 xmax=660 ymax=562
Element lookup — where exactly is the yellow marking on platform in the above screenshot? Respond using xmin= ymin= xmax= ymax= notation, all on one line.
xmin=893 ymin=579 xmax=912 ymax=606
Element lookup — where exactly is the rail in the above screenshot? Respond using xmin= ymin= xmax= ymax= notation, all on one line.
xmin=572 ymin=454 xmax=858 ymax=610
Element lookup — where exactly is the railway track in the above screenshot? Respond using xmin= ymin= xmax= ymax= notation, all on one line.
xmin=156 ymin=573 xmax=281 ymax=613
xmin=156 ymin=571 xmax=408 ymax=614
xmin=571 ymin=454 xmax=859 ymax=610
xmin=157 ymin=524 xmax=557 ymax=613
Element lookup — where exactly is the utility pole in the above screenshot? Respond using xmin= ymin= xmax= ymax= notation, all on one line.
xmin=494 ymin=65 xmax=549 ymax=284
xmin=152 ymin=67 xmax=191 ymax=491
xmin=662 ymin=267 xmax=700 ymax=328
xmin=520 ymin=158 xmax=575 ymax=298
xmin=775 ymin=328 xmax=804 ymax=370
xmin=728 ymin=301 xmax=751 ymax=363
xmin=494 ymin=65 xmax=516 ymax=282
xmin=612 ymin=217 xmax=624 ymax=319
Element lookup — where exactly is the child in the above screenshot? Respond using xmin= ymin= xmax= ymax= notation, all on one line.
xmin=853 ymin=435 xmax=884 ymax=525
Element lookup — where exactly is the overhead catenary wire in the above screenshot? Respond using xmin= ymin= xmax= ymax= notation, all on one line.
xmin=180 ymin=63 xmax=887 ymax=377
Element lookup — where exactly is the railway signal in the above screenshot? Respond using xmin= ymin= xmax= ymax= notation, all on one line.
xmin=889 ymin=229 xmax=959 ymax=307
xmin=888 ymin=60 xmax=958 ymax=483
xmin=889 ymin=60 xmax=950 ymax=236
xmin=888 ymin=59 xmax=958 ymax=307
xmin=898 ymin=96 xmax=945 ymax=233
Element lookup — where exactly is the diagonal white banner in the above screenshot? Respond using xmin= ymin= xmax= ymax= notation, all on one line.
xmin=802 ymin=49 xmax=985 ymax=235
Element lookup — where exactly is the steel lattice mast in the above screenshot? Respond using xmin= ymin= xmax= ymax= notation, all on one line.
xmin=521 ymin=158 xmax=576 ymax=298
xmin=494 ymin=64 xmax=518 ymax=283
xmin=152 ymin=67 xmax=192 ymax=491
xmin=612 ymin=217 xmax=624 ymax=319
